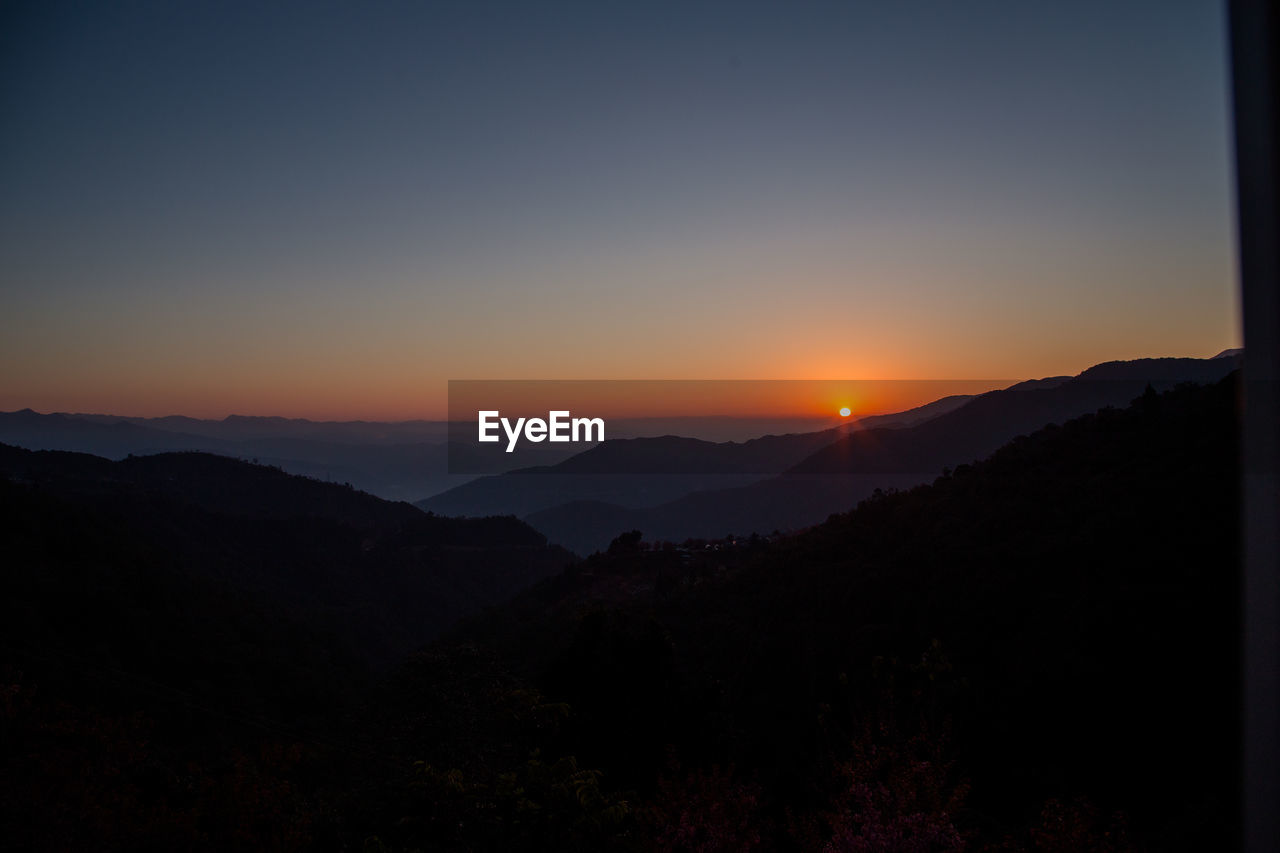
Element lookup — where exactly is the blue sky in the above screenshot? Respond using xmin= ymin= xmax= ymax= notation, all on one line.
xmin=0 ymin=1 xmax=1239 ymax=418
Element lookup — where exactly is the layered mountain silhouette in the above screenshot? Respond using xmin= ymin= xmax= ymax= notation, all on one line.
xmin=517 ymin=355 xmax=1242 ymax=553
xmin=0 ymin=371 xmax=1242 ymax=850
xmin=4 ymin=355 xmax=1241 ymax=560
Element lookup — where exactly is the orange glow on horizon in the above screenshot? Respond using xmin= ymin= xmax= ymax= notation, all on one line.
xmin=0 ymin=378 xmax=1009 ymax=422
xmin=444 ymin=379 xmax=1011 ymax=424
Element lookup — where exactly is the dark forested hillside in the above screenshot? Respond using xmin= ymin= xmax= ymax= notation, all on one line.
xmin=383 ymin=375 xmax=1241 ymax=850
xmin=0 ymin=447 xmax=578 ymax=849
xmin=0 ymin=376 xmax=1242 ymax=850
xmin=0 ymin=440 xmax=570 ymax=686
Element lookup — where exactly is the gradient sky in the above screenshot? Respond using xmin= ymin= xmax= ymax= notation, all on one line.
xmin=0 ymin=0 xmax=1240 ymax=419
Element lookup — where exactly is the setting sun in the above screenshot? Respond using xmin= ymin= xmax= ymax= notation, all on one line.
xmin=839 ymin=407 xmax=852 ymax=417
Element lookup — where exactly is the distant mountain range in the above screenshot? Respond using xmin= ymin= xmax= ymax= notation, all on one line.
xmin=3 ymin=406 xmax=959 ymax=503
xmin=0 ymin=409 xmax=462 ymax=501
xmin=3 ymin=353 xmax=1242 ymax=557
xmin=0 ymin=410 xmax=598 ymax=501
xmin=74 ymin=412 xmax=454 ymax=444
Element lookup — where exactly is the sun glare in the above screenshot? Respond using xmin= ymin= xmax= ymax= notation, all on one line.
xmin=839 ymin=407 xmax=852 ymax=417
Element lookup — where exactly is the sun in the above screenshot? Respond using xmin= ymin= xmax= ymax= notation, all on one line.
xmin=839 ymin=407 xmax=852 ymax=417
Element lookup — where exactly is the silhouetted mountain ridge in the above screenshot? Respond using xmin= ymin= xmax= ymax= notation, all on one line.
xmin=526 ymin=355 xmax=1242 ymax=552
